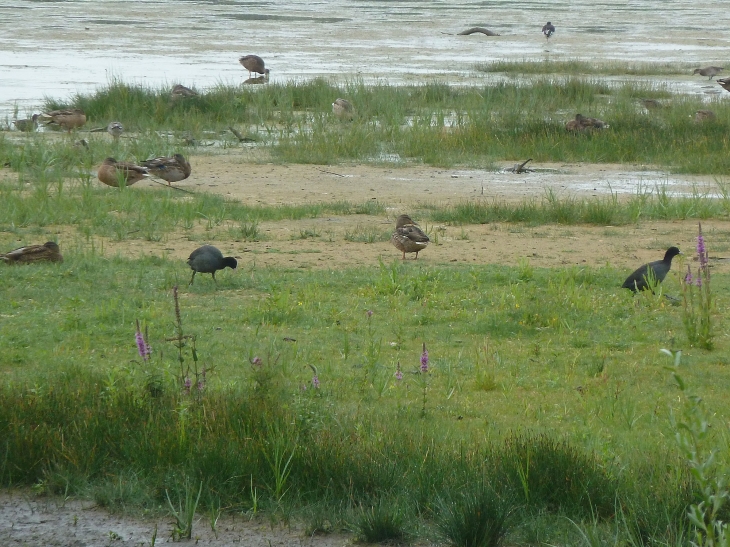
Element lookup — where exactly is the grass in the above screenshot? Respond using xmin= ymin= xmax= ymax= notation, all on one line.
xmin=474 ymin=59 xmax=702 ymax=76
xmin=3 ymin=72 xmax=726 ymax=174
xmin=0 ymin=205 xmax=728 ymax=544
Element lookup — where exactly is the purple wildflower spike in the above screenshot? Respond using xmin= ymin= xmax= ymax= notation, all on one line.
xmin=420 ymin=343 xmax=429 ymax=373
xmin=135 ymin=319 xmax=150 ymax=361
xmin=395 ymin=361 xmax=403 ymax=381
xmin=685 ymin=266 xmax=693 ymax=286
xmin=184 ymin=376 xmax=192 ymax=394
xmin=697 ymin=223 xmax=708 ymax=268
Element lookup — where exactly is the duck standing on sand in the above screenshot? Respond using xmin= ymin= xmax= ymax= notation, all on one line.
xmin=1 ymin=242 xmax=63 ymax=264
xmin=107 ymin=121 xmax=123 ymax=140
xmin=39 ymin=109 xmax=86 ymax=133
xmin=391 ymin=214 xmax=430 ymax=260
xmin=141 ymin=154 xmax=192 ymax=185
xmin=97 ymin=157 xmax=149 ymax=187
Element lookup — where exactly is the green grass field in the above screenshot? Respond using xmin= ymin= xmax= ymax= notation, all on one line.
xmin=1 ymin=68 xmax=729 ymax=545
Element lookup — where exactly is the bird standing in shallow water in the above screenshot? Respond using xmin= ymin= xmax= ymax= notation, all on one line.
xmin=239 ymin=55 xmax=270 ymax=79
xmin=542 ymin=21 xmax=555 ymax=40
xmin=141 ymin=154 xmax=191 ymax=184
xmin=391 ymin=214 xmax=430 ymax=260
xmin=622 ymin=247 xmax=681 ymax=292
xmin=187 ymin=245 xmax=237 ymax=285
xmin=693 ymin=66 xmax=723 ymax=80
xmin=97 ymin=157 xmax=149 ymax=187
xmin=1 ymin=241 xmax=63 ymax=264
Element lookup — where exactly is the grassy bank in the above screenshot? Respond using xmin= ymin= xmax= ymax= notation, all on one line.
xmin=5 ymin=74 xmax=725 ymax=174
xmin=0 ymin=213 xmax=728 ymax=543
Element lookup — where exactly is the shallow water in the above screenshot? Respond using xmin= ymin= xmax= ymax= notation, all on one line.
xmin=2 ymin=0 xmax=729 ymax=119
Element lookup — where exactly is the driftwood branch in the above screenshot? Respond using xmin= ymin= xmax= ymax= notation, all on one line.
xmin=457 ymin=27 xmax=501 ymax=36
xmin=508 ymin=158 xmax=533 ymax=174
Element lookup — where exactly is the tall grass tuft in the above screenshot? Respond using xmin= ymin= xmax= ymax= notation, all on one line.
xmin=436 ymin=485 xmax=512 ymax=547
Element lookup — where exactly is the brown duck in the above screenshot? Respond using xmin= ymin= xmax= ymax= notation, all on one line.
xmin=717 ymin=77 xmax=730 ymax=93
xmin=565 ymin=113 xmax=607 ymax=132
xmin=391 ymin=214 xmax=430 ymax=259
xmin=13 ymin=114 xmax=39 ymax=132
xmin=332 ymin=98 xmax=355 ymax=120
xmin=39 ymin=109 xmax=86 ymax=133
xmin=141 ymin=154 xmax=191 ymax=184
xmin=97 ymin=157 xmax=149 ymax=187
xmin=171 ymin=84 xmax=198 ymax=99
xmin=1 ymin=241 xmax=63 ymax=264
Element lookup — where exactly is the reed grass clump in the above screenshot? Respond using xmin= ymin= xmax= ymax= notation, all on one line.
xmin=24 ymin=72 xmax=730 ymax=174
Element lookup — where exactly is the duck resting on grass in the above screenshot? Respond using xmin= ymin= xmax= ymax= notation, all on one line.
xmin=391 ymin=214 xmax=430 ymax=260
xmin=141 ymin=154 xmax=192 ymax=184
xmin=332 ymin=98 xmax=355 ymax=120
xmin=39 ymin=109 xmax=86 ymax=133
xmin=97 ymin=157 xmax=149 ymax=187
xmin=1 ymin=241 xmax=63 ymax=264
xmin=187 ymin=245 xmax=238 ymax=285
xmin=622 ymin=246 xmax=681 ymax=293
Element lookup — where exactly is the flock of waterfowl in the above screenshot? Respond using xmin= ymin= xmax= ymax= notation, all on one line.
xmin=3 ymin=37 xmax=719 ymax=293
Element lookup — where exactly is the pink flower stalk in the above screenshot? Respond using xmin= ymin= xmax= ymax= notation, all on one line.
xmin=312 ymin=375 xmax=320 ymax=389
xmin=697 ymin=223 xmax=708 ymax=268
xmin=685 ymin=266 xmax=693 ymax=286
xmin=420 ymin=343 xmax=429 ymax=373
xmin=135 ymin=319 xmax=150 ymax=361
xmin=395 ymin=361 xmax=403 ymax=381
xmin=184 ymin=376 xmax=192 ymax=394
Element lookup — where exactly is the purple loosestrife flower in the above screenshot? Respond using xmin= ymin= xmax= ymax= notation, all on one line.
xmin=697 ymin=224 xmax=708 ymax=268
xmin=420 ymin=343 xmax=429 ymax=373
xmin=312 ymin=375 xmax=320 ymax=389
xmin=395 ymin=361 xmax=403 ymax=381
xmin=135 ymin=319 xmax=150 ymax=361
xmin=197 ymin=380 xmax=205 ymax=392
xmin=250 ymin=356 xmax=263 ymax=367
xmin=367 ymin=310 xmax=373 ymax=318
xmin=685 ymin=268 xmax=692 ymax=284
xmin=184 ymin=376 xmax=192 ymax=394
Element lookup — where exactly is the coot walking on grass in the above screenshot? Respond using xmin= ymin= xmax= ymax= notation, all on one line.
xmin=622 ymin=246 xmax=681 ymax=292
xmin=187 ymin=245 xmax=237 ymax=285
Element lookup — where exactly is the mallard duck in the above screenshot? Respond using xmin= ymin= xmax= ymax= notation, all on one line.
xmin=187 ymin=245 xmax=237 ymax=285
xmin=97 ymin=157 xmax=149 ymax=187
xmin=171 ymin=84 xmax=198 ymax=99
xmin=141 ymin=154 xmax=191 ymax=184
xmin=717 ymin=77 xmax=730 ymax=92
xmin=542 ymin=21 xmax=555 ymax=40
xmin=391 ymin=214 xmax=430 ymax=260
xmin=332 ymin=98 xmax=355 ymax=120
xmin=565 ymin=113 xmax=607 ymax=132
xmin=39 ymin=109 xmax=86 ymax=133
xmin=1 ymin=241 xmax=63 ymax=264
xmin=640 ymin=98 xmax=663 ymax=109
xmin=107 ymin=121 xmax=123 ymax=139
xmin=693 ymin=66 xmax=723 ymax=80
xmin=622 ymin=247 xmax=681 ymax=293
xmin=13 ymin=114 xmax=39 ymax=132
xmin=239 ymin=55 xmax=270 ymax=79
xmin=694 ymin=109 xmax=716 ymax=122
